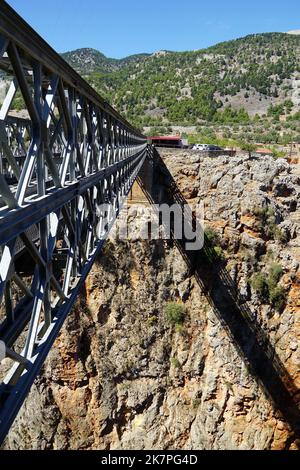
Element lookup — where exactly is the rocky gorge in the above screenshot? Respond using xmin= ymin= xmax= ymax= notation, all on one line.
xmin=3 ymin=149 xmax=300 ymax=450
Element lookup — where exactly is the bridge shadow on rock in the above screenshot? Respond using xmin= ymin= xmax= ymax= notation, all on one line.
xmin=137 ymin=147 xmax=300 ymax=449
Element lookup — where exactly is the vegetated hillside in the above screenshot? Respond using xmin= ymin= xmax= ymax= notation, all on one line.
xmin=62 ymin=33 xmax=300 ymax=129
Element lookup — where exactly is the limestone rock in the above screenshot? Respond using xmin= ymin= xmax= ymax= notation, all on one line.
xmin=4 ymin=150 xmax=300 ymax=451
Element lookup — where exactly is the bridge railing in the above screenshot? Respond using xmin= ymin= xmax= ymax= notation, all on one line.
xmin=0 ymin=1 xmax=147 ymax=442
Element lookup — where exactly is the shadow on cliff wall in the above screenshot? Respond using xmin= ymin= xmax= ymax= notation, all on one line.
xmin=137 ymin=147 xmax=300 ymax=449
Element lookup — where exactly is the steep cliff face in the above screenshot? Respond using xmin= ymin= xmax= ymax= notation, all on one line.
xmin=4 ymin=151 xmax=300 ymax=450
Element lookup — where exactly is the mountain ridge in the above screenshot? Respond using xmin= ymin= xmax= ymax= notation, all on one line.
xmin=61 ymin=48 xmax=151 ymax=74
xmin=61 ymin=32 xmax=300 ymax=74
xmin=61 ymin=32 xmax=300 ymax=128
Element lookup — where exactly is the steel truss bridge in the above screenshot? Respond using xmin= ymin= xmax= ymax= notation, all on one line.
xmin=0 ymin=1 xmax=147 ymax=443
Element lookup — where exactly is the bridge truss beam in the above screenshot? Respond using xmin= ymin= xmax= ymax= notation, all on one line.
xmin=0 ymin=1 xmax=147 ymax=443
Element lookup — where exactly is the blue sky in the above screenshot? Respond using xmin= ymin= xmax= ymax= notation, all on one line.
xmin=6 ymin=0 xmax=300 ymax=58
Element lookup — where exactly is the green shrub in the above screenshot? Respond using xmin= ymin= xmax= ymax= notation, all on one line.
xmin=266 ymin=224 xmax=288 ymax=244
xmin=170 ymin=357 xmax=181 ymax=369
xmin=213 ymin=246 xmax=225 ymax=261
xmin=252 ymin=206 xmax=284 ymax=241
xmin=241 ymin=248 xmax=256 ymax=266
xmin=267 ymin=263 xmax=283 ymax=290
xmin=240 ymin=142 xmax=257 ymax=157
xmin=164 ymin=302 xmax=185 ymax=325
xmin=11 ymin=91 xmax=25 ymax=111
xmin=204 ymin=227 xmax=226 ymax=264
xmin=175 ymin=323 xmax=185 ymax=334
xmin=270 ymin=147 xmax=287 ymax=159
xmin=250 ymin=273 xmax=267 ymax=299
xmin=269 ymin=286 xmax=286 ymax=311
xmin=264 ymin=249 xmax=274 ymax=261
xmin=192 ymin=398 xmax=201 ymax=408
xmin=204 ymin=227 xmax=220 ymax=246
xmin=250 ymin=264 xmax=286 ymax=311
xmin=253 ymin=206 xmax=275 ymax=224
xmin=273 ymin=226 xmax=289 ymax=244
